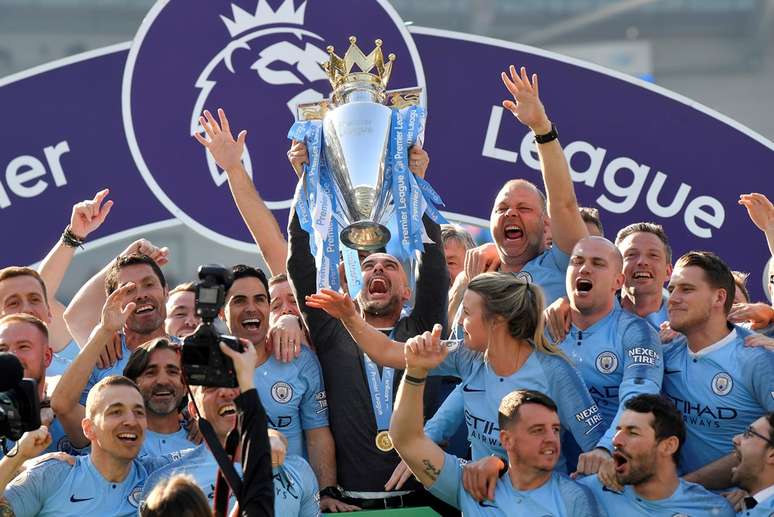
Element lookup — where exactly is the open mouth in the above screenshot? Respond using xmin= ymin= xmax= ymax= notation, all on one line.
xmin=613 ymin=452 xmax=628 ymax=472
xmin=575 ymin=278 xmax=593 ymax=293
xmin=632 ymin=271 xmax=653 ymax=280
xmin=241 ymin=318 xmax=261 ymax=331
xmin=368 ymin=277 xmax=389 ymax=295
xmin=504 ymin=225 xmax=523 ymax=240
xmin=540 ymin=448 xmax=556 ymax=457
xmin=152 ymin=389 xmax=173 ymax=398
xmin=135 ymin=304 xmax=154 ymax=315
xmin=218 ymin=403 xmax=236 ymax=417
xmin=117 ymin=432 xmax=139 ymax=443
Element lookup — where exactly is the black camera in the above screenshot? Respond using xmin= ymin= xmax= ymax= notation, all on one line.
xmin=0 ymin=353 xmax=41 ymax=443
xmin=181 ymin=265 xmax=243 ymax=388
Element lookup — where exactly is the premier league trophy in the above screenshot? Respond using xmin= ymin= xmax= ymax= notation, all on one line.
xmin=296 ymin=36 xmax=423 ymax=251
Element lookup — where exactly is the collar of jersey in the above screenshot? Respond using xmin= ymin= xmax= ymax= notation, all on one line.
xmin=688 ymin=329 xmax=737 ymax=359
xmin=570 ymin=304 xmax=619 ymax=336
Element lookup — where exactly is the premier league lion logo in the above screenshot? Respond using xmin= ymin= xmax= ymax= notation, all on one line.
xmin=123 ymin=0 xmax=423 ymax=249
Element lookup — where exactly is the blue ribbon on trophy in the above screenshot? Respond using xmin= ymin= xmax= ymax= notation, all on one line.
xmin=289 ymin=36 xmax=447 ymax=294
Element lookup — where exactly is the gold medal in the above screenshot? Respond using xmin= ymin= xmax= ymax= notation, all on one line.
xmin=375 ymin=430 xmax=393 ymax=452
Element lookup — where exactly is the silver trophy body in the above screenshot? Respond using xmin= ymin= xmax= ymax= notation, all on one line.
xmin=323 ymin=83 xmax=392 ymax=250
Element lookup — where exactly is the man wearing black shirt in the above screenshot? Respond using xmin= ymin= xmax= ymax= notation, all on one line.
xmin=288 ymin=203 xmax=449 ymax=509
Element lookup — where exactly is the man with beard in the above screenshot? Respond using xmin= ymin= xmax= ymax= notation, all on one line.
xmin=222 ymin=265 xmax=348 ymax=512
xmin=662 ymin=251 xmax=774 ymax=489
xmin=123 ymin=338 xmax=195 ymax=458
xmin=555 ymin=237 xmax=663 ymax=476
xmin=0 ymin=314 xmax=87 ymax=457
xmin=731 ymin=413 xmax=774 ymax=515
xmin=581 ymin=394 xmax=733 ymax=516
xmin=0 ymin=375 xmax=174 ymax=517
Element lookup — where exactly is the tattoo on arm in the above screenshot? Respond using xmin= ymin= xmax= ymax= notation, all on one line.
xmin=422 ymin=459 xmax=441 ymax=482
xmin=0 ymin=496 xmax=15 ymax=517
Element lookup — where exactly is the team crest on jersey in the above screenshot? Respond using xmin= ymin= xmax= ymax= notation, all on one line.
xmin=129 ymin=485 xmax=143 ymax=507
xmin=595 ymin=351 xmax=618 ymax=374
xmin=271 ymin=381 xmax=294 ymax=403
xmin=712 ymin=372 xmax=733 ymax=396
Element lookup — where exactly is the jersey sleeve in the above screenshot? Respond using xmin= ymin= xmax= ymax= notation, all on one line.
xmin=298 ymin=349 xmax=330 ymax=430
xmin=541 ymin=354 xmax=606 ymax=452
xmin=743 ymin=347 xmax=774 ymax=412
xmin=430 ymin=345 xmax=481 ymax=379
xmin=426 ymin=452 xmax=464 ymax=509
xmin=4 ymin=459 xmax=70 ymax=517
xmin=425 ymin=384 xmax=465 ymax=443
xmin=558 ymin=475 xmax=608 ymax=517
xmin=292 ymin=457 xmax=321 ymax=517
xmin=544 ymin=244 xmax=571 ymax=272
xmin=598 ymin=318 xmax=663 ymax=451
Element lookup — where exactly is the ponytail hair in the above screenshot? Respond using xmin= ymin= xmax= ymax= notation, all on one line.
xmin=467 ymin=272 xmax=564 ymax=358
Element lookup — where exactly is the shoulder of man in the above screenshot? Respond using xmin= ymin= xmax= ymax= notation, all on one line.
xmin=676 ymin=479 xmax=734 ymax=514
xmin=554 ymin=472 xmax=606 ymax=516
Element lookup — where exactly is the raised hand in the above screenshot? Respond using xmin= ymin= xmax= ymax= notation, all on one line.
xmin=501 ymin=65 xmax=551 ymax=133
xmin=219 ymin=338 xmax=258 ymax=392
xmin=464 ymin=243 xmax=501 ymax=283
xmin=544 ymin=296 xmax=572 ymax=342
xmin=194 ymin=108 xmax=247 ymax=173
xmin=120 ymin=238 xmax=169 ymax=266
xmin=739 ymin=193 xmax=774 ymax=232
xmin=70 ymin=189 xmax=113 ymax=239
xmin=287 ymin=140 xmax=309 ymax=179
xmin=408 ymin=145 xmax=429 ymax=179
xmin=729 ymin=302 xmax=774 ymax=330
xmin=14 ymin=426 xmax=52 ymax=460
xmin=100 ymin=283 xmax=137 ymax=334
xmin=405 ymin=324 xmax=447 ymax=372
xmin=305 ymin=289 xmax=358 ymax=320
xmin=268 ymin=314 xmax=305 ymax=363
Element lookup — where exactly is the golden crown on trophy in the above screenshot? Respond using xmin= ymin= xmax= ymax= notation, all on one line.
xmin=322 ymin=36 xmax=396 ymax=94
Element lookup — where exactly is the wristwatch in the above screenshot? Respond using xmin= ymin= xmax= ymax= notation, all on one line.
xmin=533 ymin=124 xmax=559 ymax=144
xmin=319 ymin=486 xmax=343 ymax=500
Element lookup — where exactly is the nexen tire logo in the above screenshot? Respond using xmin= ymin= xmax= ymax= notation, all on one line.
xmin=122 ymin=0 xmax=424 ymax=250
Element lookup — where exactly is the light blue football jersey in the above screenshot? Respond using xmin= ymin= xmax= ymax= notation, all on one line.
xmin=141 ymin=444 xmax=320 ymax=516
xmin=78 ymin=334 xmax=133 ymax=406
xmin=580 ymin=474 xmax=734 ymax=516
xmin=521 ymin=246 xmax=572 ymax=305
xmin=558 ymin=305 xmax=663 ymax=450
xmin=47 ymin=339 xmax=79 ymax=377
xmin=4 ymin=453 xmax=171 ymax=517
xmin=430 ymin=452 xmax=604 ymax=516
xmin=617 ymin=292 xmax=670 ymax=332
xmin=661 ymin=327 xmax=774 ymax=474
xmin=425 ymin=383 xmax=464 ymax=444
xmin=254 ymin=347 xmax=328 ymax=458
xmin=432 ymin=345 xmax=604 ymax=461
xmin=139 ymin=427 xmax=196 ymax=459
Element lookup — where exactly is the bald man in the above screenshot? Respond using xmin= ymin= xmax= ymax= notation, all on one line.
xmin=557 ymin=236 xmax=663 ymax=477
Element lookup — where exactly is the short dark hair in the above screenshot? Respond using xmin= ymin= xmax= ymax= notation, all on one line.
xmin=767 ymin=413 xmax=774 ymax=446
xmin=168 ymin=282 xmax=195 ymax=297
xmin=498 ymin=389 xmax=558 ymax=430
xmin=615 ymin=222 xmax=672 ymax=264
xmin=624 ymin=394 xmax=685 ymax=466
xmin=0 ymin=313 xmax=49 ymax=341
xmin=123 ymin=337 xmax=181 ymax=382
xmin=105 ymin=254 xmax=167 ymax=295
xmin=268 ymin=273 xmax=288 ymax=288
xmin=0 ymin=267 xmax=50 ymax=305
xmin=731 ymin=271 xmax=750 ymax=303
xmin=579 ymin=207 xmax=604 ymax=237
xmin=231 ymin=264 xmax=270 ymax=296
xmin=140 ymin=474 xmax=210 ymax=517
xmin=675 ymin=251 xmax=735 ymax=314
xmin=85 ymin=375 xmax=143 ymax=418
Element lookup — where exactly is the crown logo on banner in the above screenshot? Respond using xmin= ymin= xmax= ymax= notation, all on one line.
xmin=220 ymin=0 xmax=307 ymax=37
xmin=323 ymin=36 xmax=396 ymax=93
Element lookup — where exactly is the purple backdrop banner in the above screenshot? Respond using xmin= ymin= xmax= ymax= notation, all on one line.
xmin=0 ymin=0 xmax=772 ymax=298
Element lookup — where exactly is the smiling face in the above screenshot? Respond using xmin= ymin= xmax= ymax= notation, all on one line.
xmin=225 ymin=276 xmax=270 ymax=346
xmin=134 ymin=347 xmax=185 ymax=417
xmin=667 ymin=265 xmax=725 ymax=334
xmin=490 ymin=182 xmax=547 ymax=267
xmin=731 ymin=416 xmax=774 ymax=491
xmin=567 ymin=237 xmax=623 ymax=316
xmin=618 ymin=231 xmax=672 ymax=298
xmin=0 ymin=319 xmax=51 ymax=387
xmin=500 ymin=403 xmax=560 ymax=474
xmin=461 ymin=289 xmax=488 ymax=352
xmin=189 ymin=385 xmax=240 ymax=442
xmin=84 ymin=383 xmax=147 ymax=461
xmin=357 ymin=253 xmax=410 ymax=316
xmin=0 ymin=274 xmax=52 ymax=324
xmin=165 ymin=290 xmax=199 ymax=338
xmin=118 ymin=264 xmax=168 ymax=336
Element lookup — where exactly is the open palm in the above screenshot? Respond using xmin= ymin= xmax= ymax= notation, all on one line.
xmin=194 ymin=108 xmax=247 ymax=172
xmin=501 ymin=65 xmax=549 ymax=132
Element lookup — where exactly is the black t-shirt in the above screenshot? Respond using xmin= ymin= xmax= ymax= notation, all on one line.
xmin=288 ymin=207 xmax=450 ymax=492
